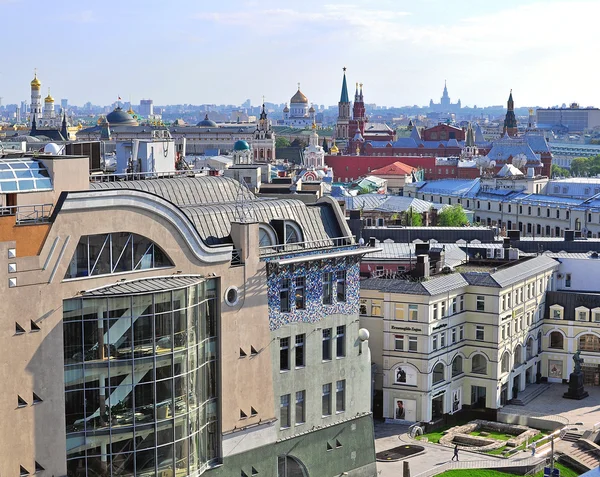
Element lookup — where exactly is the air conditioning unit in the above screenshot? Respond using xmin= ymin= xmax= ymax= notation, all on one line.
xmin=557 ymin=273 xmax=564 ymax=279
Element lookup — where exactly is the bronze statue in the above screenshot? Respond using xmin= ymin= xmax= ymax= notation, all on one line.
xmin=573 ymin=349 xmax=584 ymax=374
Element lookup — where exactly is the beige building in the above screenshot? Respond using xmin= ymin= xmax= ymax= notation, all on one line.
xmin=0 ymin=151 xmax=376 ymax=477
xmin=359 ymin=255 xmax=558 ymax=423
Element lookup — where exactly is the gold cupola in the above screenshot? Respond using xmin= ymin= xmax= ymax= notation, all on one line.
xmin=31 ymin=71 xmax=41 ymax=90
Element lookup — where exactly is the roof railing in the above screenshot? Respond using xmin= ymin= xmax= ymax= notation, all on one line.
xmin=259 ymin=235 xmax=355 ymax=257
xmin=0 ymin=204 xmax=53 ymax=224
xmin=90 ymin=170 xmax=200 ymax=182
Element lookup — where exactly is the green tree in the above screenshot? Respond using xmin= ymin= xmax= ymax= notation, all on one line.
xmin=405 ymin=207 xmax=422 ymax=226
xmin=570 ymin=157 xmax=589 ymax=176
xmin=551 ymin=164 xmax=570 ymax=177
xmin=437 ymin=205 xmax=468 ymax=227
xmin=275 ymin=137 xmax=291 ymax=148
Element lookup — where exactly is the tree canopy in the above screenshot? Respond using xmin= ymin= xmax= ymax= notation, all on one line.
xmin=437 ymin=205 xmax=468 ymax=227
xmin=551 ymin=164 xmax=570 ymax=178
xmin=569 ymin=155 xmax=600 ymax=177
xmin=275 ymin=137 xmax=291 ymax=148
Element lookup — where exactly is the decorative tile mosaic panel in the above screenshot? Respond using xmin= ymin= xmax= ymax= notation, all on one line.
xmin=266 ymin=252 xmax=360 ymax=331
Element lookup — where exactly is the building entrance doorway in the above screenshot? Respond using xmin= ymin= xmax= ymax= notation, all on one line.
xmin=470 ymin=386 xmax=486 ymax=409
xmin=432 ymin=394 xmax=444 ymax=420
xmin=278 ymin=456 xmax=307 ymax=477
xmin=500 ymin=383 xmax=508 ymax=406
xmin=526 ymin=367 xmax=533 ymax=385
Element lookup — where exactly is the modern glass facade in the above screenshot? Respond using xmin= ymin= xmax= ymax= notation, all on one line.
xmin=63 ymin=277 xmax=220 ymax=476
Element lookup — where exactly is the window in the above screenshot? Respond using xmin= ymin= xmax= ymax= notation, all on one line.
xmin=336 ymin=380 xmax=346 ymax=413
xmin=472 ymin=354 xmax=487 ymax=374
xmin=259 ymin=224 xmax=277 ymax=247
xmin=408 ymin=336 xmax=418 ymax=352
xmin=280 ymin=394 xmax=290 ymax=428
xmin=280 ymin=337 xmax=290 ymax=371
xmin=551 ymin=305 xmax=563 ymax=319
xmin=476 ymin=325 xmax=485 ymax=341
xmin=441 ymin=301 xmax=446 ymax=318
xmin=336 ymin=271 xmax=346 ymax=302
xmin=395 ymin=303 xmax=405 ymax=320
xmin=594 ymin=311 xmax=600 ymax=323
xmin=476 ymin=296 xmax=485 ymax=312
xmin=371 ymin=300 xmax=382 ymax=316
xmin=556 ymin=209 xmax=560 ymax=219
xmin=451 ymin=298 xmax=457 ymax=315
xmin=501 ymin=353 xmax=510 ymax=373
xmin=433 ymin=303 xmax=438 ymax=320
xmin=65 ymin=232 xmax=173 ymax=279
xmin=323 ymin=272 xmax=333 ymax=304
xmin=459 ymin=325 xmax=464 ymax=341
xmin=459 ymin=295 xmax=464 ymax=311
xmin=322 ymin=383 xmax=332 ymax=416
xmin=452 ymin=356 xmax=463 ymax=376
xmin=295 ymin=276 xmax=305 ymax=310
xmin=577 ymin=307 xmax=589 ymax=321
xmin=502 ymin=326 xmax=506 ymax=340
xmin=395 ymin=335 xmax=404 ymax=351
xmin=285 ymin=222 xmax=302 ymax=244
xmin=433 ymin=363 xmax=444 ymax=384
xmin=514 ymin=344 xmax=522 ymax=366
xmin=433 ymin=335 xmax=438 ymax=351
xmin=359 ymin=299 xmax=368 ymax=315
xmin=295 ymin=334 xmax=305 ymax=367
xmin=579 ymin=334 xmax=600 ymax=352
xmin=409 ymin=304 xmax=418 ymax=321
xmin=322 ymin=328 xmax=332 ymax=361
xmin=452 ymin=328 xmax=457 ymax=344
xmin=295 ymin=391 xmax=305 ymax=425
xmin=280 ymin=278 xmax=290 ymax=313
xmin=336 ymin=325 xmax=346 ymax=358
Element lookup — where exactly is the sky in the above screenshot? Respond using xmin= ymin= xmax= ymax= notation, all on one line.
xmin=1 ymin=0 xmax=599 ymax=108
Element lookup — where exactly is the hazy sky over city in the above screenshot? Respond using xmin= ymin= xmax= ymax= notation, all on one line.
xmin=2 ymin=0 xmax=599 ymax=108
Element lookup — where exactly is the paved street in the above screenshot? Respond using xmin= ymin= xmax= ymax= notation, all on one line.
xmin=374 ymin=421 xmax=508 ymax=477
xmin=503 ymin=383 xmax=600 ymax=429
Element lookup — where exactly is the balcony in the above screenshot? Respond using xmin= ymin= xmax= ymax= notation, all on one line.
xmin=259 ymin=235 xmax=355 ymax=258
xmin=0 ymin=204 xmax=53 ymax=224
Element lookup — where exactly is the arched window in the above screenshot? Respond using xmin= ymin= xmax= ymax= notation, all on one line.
xmin=285 ymin=222 xmax=303 ymax=244
xmin=575 ymin=218 xmax=581 ymax=231
xmin=278 ymin=455 xmax=307 ymax=477
xmin=550 ymin=331 xmax=564 ymax=349
xmin=526 ymin=337 xmax=534 ymax=360
xmin=537 ymin=331 xmax=542 ymax=353
xmin=579 ymin=334 xmax=600 ymax=352
xmin=451 ymin=356 xmax=463 ymax=377
xmin=514 ymin=344 xmax=523 ymax=366
xmin=64 ymin=232 xmax=173 ymax=279
xmin=501 ymin=352 xmax=510 ymax=373
xmin=259 ymin=224 xmax=277 ymax=247
xmin=472 ymin=354 xmax=487 ymax=375
xmin=433 ymin=363 xmax=445 ymax=384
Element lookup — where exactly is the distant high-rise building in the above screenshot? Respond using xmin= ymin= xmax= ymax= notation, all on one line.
xmin=429 ymin=81 xmax=461 ymax=112
xmin=139 ymin=99 xmax=154 ymax=117
xmin=61 ymin=98 xmax=68 ymax=111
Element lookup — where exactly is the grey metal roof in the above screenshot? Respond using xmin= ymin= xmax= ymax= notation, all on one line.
xmin=341 ymin=195 xmax=437 ymax=214
xmin=90 ymin=176 xmax=253 ymax=206
xmin=182 ymin=199 xmax=341 ymax=246
xmin=462 ymin=272 xmax=501 ymax=288
xmin=490 ymin=255 xmax=558 ymax=288
xmin=82 ymin=275 xmax=204 ymax=296
xmin=361 ymin=278 xmax=428 ymax=295
xmin=421 ymin=273 xmax=468 ymax=295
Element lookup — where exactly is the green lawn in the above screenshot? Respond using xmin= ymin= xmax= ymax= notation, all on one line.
xmin=416 ymin=431 xmax=445 ymax=444
xmin=470 ymin=430 xmax=513 ymax=441
xmin=438 ymin=463 xmax=579 ymax=477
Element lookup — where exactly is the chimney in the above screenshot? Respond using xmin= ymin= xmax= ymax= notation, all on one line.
xmin=415 ymin=254 xmax=430 ymax=279
xmin=415 ymin=243 xmax=430 ymax=255
xmin=508 ymin=230 xmax=520 ymax=241
xmin=369 ymin=237 xmax=376 ymax=247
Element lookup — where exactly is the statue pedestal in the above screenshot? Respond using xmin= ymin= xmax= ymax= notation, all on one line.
xmin=563 ymin=371 xmax=589 ymax=400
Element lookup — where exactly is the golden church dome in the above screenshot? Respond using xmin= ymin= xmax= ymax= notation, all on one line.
xmin=290 ymin=87 xmax=308 ymax=104
xmin=31 ymin=74 xmax=41 ymax=89
xmin=45 ymin=93 xmax=54 ymax=103
xmin=330 ymin=141 xmax=339 ymax=154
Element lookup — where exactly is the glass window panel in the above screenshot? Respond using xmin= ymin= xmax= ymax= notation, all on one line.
xmin=134 ymin=382 xmax=155 ymax=424
xmin=156 ymin=382 xmax=174 ymax=420
xmin=14 ymin=168 xmax=33 ymax=178
xmin=173 ymin=309 xmax=187 ymax=349
xmin=107 ymin=317 xmax=133 ymax=359
xmin=17 ymin=179 xmax=35 ymax=190
xmin=156 ymin=354 xmax=173 ymax=381
xmin=132 ymin=294 xmax=154 ymax=317
xmin=111 ymin=232 xmax=133 ymax=273
xmin=155 ymin=312 xmax=173 ymax=351
xmin=0 ymin=180 xmax=17 ymax=192
xmin=189 ymin=434 xmax=200 ymax=473
xmin=135 ymin=448 xmax=157 ymax=474
xmin=206 ymin=299 xmax=217 ymax=338
xmin=156 ymin=424 xmax=175 ymax=447
xmin=108 ymin=297 xmax=132 ymax=318
xmin=175 ymin=438 xmax=189 ymax=475
xmin=133 ymin=316 xmax=154 ymax=357
xmin=63 ymin=322 xmax=82 ymax=364
xmin=65 ymin=390 xmax=85 ymax=433
xmin=82 ymin=320 xmax=100 ymax=362
xmin=111 ymin=452 xmax=135 ymax=476
xmin=35 ymin=178 xmax=52 ymax=189
xmin=88 ymin=234 xmax=110 ymax=276
xmin=156 ymin=443 xmax=175 ymax=475
xmin=155 ymin=292 xmax=172 ymax=313
xmin=173 ymin=289 xmax=186 ymax=310
xmin=133 ymin=234 xmax=154 ymax=270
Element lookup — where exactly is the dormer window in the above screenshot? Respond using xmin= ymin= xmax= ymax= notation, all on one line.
xmin=285 ymin=222 xmax=303 ymax=244
xmin=576 ymin=306 xmax=590 ymax=322
xmin=550 ymin=304 xmax=564 ymax=320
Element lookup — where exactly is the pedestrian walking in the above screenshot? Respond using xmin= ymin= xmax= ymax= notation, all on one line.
xmin=452 ymin=444 xmax=459 ymax=461
xmin=531 ymin=441 xmax=536 ymax=456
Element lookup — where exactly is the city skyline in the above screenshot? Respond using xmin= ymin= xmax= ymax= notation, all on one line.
xmin=1 ymin=0 xmax=599 ymax=108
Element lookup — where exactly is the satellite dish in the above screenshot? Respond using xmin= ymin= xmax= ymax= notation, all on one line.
xmin=512 ymin=153 xmax=528 ymax=169
xmin=489 ymin=160 xmax=497 ymax=168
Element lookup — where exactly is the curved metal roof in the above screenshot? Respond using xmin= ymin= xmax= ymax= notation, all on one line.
xmin=82 ymin=275 xmax=205 ymax=296
xmin=90 ymin=175 xmax=253 ymax=206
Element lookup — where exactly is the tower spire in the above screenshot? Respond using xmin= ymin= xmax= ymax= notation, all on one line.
xmin=340 ymin=67 xmax=349 ymax=103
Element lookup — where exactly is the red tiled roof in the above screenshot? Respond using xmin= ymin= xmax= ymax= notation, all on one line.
xmin=370 ymin=161 xmax=416 ymax=176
